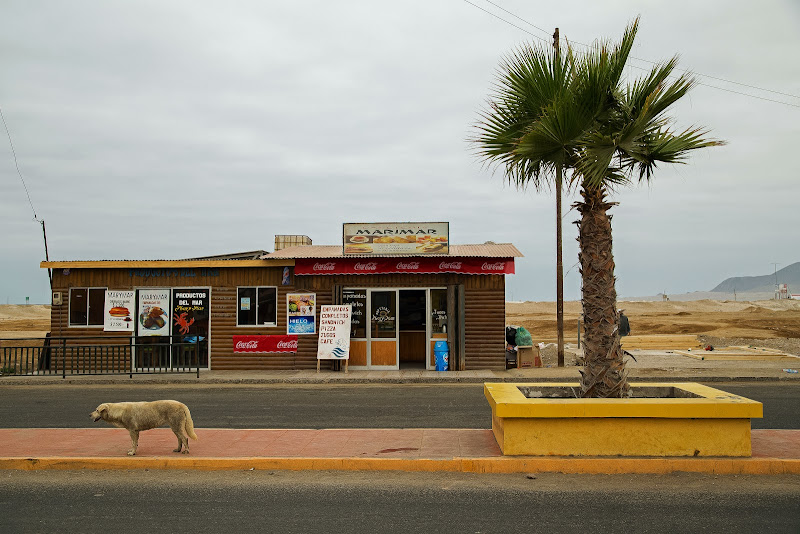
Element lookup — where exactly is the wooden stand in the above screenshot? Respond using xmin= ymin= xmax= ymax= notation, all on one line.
xmin=317 ymin=359 xmax=349 ymax=373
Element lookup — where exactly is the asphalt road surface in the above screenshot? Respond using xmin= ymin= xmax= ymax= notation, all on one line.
xmin=0 ymin=382 xmax=797 ymax=429
xmin=1 ymin=470 xmax=798 ymax=533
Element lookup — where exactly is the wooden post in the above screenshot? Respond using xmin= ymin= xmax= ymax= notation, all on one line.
xmin=554 ymin=27 xmax=565 ymax=368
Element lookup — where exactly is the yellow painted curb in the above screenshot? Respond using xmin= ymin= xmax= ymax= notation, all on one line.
xmin=1 ymin=456 xmax=798 ymax=475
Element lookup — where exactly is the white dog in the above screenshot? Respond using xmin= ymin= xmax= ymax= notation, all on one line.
xmin=90 ymin=400 xmax=198 ymax=456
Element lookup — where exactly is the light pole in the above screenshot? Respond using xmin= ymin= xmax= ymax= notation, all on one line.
xmin=771 ymin=263 xmax=779 ymax=299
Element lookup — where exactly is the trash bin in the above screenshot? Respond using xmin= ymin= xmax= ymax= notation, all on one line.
xmin=434 ymin=340 xmax=449 ymax=371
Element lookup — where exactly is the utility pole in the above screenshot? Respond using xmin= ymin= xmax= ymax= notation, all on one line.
xmin=554 ymin=27 xmax=564 ymax=367
xmin=771 ymin=262 xmax=780 ymax=299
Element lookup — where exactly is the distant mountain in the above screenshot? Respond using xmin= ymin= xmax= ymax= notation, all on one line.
xmin=711 ymin=262 xmax=800 ymax=293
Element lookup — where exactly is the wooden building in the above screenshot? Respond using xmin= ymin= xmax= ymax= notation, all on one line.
xmin=41 ymin=233 xmax=522 ymax=372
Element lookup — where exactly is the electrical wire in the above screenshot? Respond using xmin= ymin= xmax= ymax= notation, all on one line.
xmin=462 ymin=0 xmax=548 ymax=43
xmin=0 ymin=105 xmax=39 ymax=220
xmin=462 ymin=0 xmax=800 ymax=107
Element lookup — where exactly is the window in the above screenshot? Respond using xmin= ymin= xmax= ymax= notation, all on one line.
xmin=370 ymin=290 xmax=396 ymax=339
xmin=69 ymin=287 xmax=106 ymax=326
xmin=237 ymin=287 xmax=277 ymax=326
xmin=430 ymin=289 xmax=447 ymax=334
xmin=342 ymin=289 xmax=367 ymax=338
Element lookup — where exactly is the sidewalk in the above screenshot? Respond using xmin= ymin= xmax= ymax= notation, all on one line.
xmin=2 ymin=347 xmax=798 ymax=385
xmin=1 ymin=427 xmax=798 ymax=475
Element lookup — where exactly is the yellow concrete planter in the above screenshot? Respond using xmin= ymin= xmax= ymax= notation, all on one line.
xmin=484 ymin=382 xmax=762 ymax=457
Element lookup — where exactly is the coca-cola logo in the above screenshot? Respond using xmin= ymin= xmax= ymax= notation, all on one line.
xmin=354 ymin=262 xmax=378 ymax=271
xmin=313 ymin=262 xmax=336 ymax=271
xmin=235 ymin=341 xmax=259 ymax=349
xmin=481 ymin=262 xmax=506 ymax=271
xmin=439 ymin=261 xmax=462 ymax=270
xmin=396 ymin=262 xmax=420 ymax=270
xmin=277 ymin=340 xmax=298 ymax=349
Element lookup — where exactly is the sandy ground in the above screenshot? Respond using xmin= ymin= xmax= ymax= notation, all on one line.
xmin=506 ymin=299 xmax=800 ymax=341
xmin=2 ymin=301 xmax=800 ymax=356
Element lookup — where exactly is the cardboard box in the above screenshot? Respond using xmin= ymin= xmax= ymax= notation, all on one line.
xmin=517 ymin=345 xmax=540 ymax=368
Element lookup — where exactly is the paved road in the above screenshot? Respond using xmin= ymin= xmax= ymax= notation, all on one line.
xmin=0 ymin=382 xmax=797 ymax=429
xmin=1 ymin=470 xmax=798 ymax=533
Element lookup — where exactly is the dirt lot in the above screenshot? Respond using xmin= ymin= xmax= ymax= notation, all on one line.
xmin=0 ymin=305 xmax=50 ymax=339
xmin=508 ymin=299 xmax=800 ymax=355
xmin=2 ymin=300 xmax=800 ymax=355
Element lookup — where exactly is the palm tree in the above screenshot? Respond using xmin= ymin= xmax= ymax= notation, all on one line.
xmin=473 ymin=19 xmax=723 ymax=397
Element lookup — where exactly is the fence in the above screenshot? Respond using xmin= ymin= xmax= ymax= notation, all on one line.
xmin=0 ymin=335 xmax=202 ymax=378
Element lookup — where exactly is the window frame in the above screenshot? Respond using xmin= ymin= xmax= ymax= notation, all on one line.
xmin=236 ymin=286 xmax=278 ymax=327
xmin=68 ymin=287 xmax=107 ymax=328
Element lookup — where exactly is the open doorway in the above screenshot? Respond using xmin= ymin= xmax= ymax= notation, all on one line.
xmin=399 ymin=290 xmax=426 ymax=369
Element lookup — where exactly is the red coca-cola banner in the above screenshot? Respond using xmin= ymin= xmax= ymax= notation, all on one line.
xmin=295 ymin=258 xmax=514 ymax=275
xmin=233 ymin=335 xmax=298 ymax=353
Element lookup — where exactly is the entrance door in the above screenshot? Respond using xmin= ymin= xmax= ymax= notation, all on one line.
xmin=369 ymin=290 xmax=397 ymax=369
xmin=399 ymin=290 xmax=426 ymax=369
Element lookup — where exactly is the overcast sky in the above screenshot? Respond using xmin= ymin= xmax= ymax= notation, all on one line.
xmin=1 ymin=0 xmax=798 ymax=304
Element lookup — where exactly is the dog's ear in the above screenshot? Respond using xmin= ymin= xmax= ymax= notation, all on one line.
xmin=98 ymin=404 xmax=108 ymax=414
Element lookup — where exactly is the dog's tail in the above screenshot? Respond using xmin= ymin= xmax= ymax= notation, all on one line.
xmin=184 ymin=405 xmax=199 ymax=441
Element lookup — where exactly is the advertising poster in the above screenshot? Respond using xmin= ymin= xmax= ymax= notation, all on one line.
xmin=137 ymin=289 xmax=171 ymax=337
xmin=287 ymin=293 xmax=316 ymax=334
xmin=343 ymin=222 xmax=449 ymax=255
xmin=172 ymin=288 xmax=209 ymax=338
xmin=103 ymin=290 xmax=136 ymax=332
xmin=317 ymin=305 xmax=352 ymax=359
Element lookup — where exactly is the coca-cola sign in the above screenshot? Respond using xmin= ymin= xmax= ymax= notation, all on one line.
xmin=354 ymin=262 xmax=378 ymax=271
xmin=232 ymin=335 xmax=299 ymax=353
xmin=481 ymin=262 xmax=506 ymax=271
xmin=438 ymin=261 xmax=462 ymax=270
xmin=312 ymin=262 xmax=336 ymax=271
xmin=396 ymin=261 xmax=420 ymax=270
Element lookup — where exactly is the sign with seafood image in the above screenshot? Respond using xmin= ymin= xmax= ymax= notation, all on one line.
xmin=103 ymin=290 xmax=136 ymax=332
xmin=343 ymin=222 xmax=449 ymax=255
xmin=137 ymin=289 xmax=171 ymax=337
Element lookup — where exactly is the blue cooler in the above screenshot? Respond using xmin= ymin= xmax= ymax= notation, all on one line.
xmin=434 ymin=340 xmax=449 ymax=371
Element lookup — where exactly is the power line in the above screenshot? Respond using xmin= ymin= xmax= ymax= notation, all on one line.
xmin=622 ymin=61 xmax=800 ymax=108
xmin=480 ymin=0 xmax=551 ymax=37
xmin=462 ymin=0 xmax=800 ymax=107
xmin=461 ymin=0 xmax=548 ymax=43
xmin=0 ymin=106 xmax=39 ymax=220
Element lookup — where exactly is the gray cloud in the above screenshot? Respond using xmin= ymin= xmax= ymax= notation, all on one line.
xmin=2 ymin=0 xmax=798 ymax=304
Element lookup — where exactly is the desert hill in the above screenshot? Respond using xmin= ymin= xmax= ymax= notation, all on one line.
xmin=712 ymin=262 xmax=800 ymax=293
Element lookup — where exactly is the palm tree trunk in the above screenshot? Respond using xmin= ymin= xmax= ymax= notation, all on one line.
xmin=576 ymin=185 xmax=629 ymax=398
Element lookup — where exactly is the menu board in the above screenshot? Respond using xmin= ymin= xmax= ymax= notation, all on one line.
xmin=343 ymin=222 xmax=449 ymax=255
xmin=103 ymin=290 xmax=136 ymax=332
xmin=317 ymin=305 xmax=352 ymax=360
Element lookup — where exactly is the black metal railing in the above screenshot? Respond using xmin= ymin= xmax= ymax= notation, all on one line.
xmin=0 ymin=335 xmax=203 ymax=378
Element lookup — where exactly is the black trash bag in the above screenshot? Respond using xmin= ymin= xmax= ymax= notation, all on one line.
xmin=619 ymin=312 xmax=630 ymax=337
xmin=506 ymin=326 xmax=518 ymax=346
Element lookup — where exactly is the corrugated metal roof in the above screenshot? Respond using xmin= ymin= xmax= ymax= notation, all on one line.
xmin=261 ymin=243 xmax=523 ymax=259
xmin=182 ymin=250 xmax=268 ymax=260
